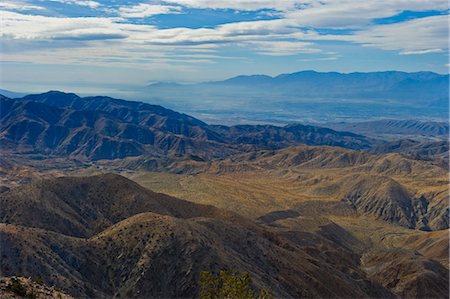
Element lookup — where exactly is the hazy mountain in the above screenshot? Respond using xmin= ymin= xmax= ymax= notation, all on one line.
xmin=208 ymin=71 xmax=448 ymax=101
xmin=0 ymin=88 xmax=26 ymax=99
xmin=328 ymin=119 xmax=449 ymax=140
xmin=142 ymin=71 xmax=449 ymax=124
xmin=0 ymin=92 xmax=373 ymax=160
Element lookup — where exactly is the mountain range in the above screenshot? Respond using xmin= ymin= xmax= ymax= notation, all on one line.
xmin=0 ymin=91 xmax=373 ymax=161
xmin=150 ymin=70 xmax=448 ymax=102
xmin=208 ymin=70 xmax=448 ymax=100
xmin=1 ymin=173 xmax=448 ymax=298
xmin=0 ymin=88 xmax=448 ymax=299
xmin=142 ymin=71 xmax=449 ymax=124
xmin=328 ymin=119 xmax=449 ymax=140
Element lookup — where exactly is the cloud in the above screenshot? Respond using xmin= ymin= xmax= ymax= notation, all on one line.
xmin=346 ymin=15 xmax=448 ymax=53
xmin=161 ymin=0 xmax=448 ymax=26
xmin=0 ymin=11 xmax=133 ymax=40
xmin=0 ymin=0 xmax=448 ymax=72
xmin=285 ymin=0 xmax=449 ymax=28
xmin=47 ymin=0 xmax=101 ymax=9
xmin=161 ymin=0 xmax=303 ymax=11
xmin=250 ymin=41 xmax=320 ymax=56
xmin=299 ymin=56 xmax=339 ymax=62
xmin=400 ymin=49 xmax=444 ymax=55
xmin=0 ymin=1 xmax=45 ymax=11
xmin=118 ymin=4 xmax=182 ymax=18
xmin=53 ymin=32 xmax=127 ymax=41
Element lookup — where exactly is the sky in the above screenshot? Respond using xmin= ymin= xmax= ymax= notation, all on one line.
xmin=0 ymin=0 xmax=449 ymax=94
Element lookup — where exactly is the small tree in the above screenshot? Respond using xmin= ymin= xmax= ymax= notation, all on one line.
xmin=199 ymin=271 xmax=273 ymax=299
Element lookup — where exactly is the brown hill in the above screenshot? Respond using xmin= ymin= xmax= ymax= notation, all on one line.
xmin=0 ymin=173 xmax=234 ymax=238
xmin=130 ymin=145 xmax=448 ymax=230
xmin=370 ymin=139 xmax=449 ymax=168
xmin=338 ymin=174 xmax=418 ymax=228
xmin=1 ymin=174 xmax=397 ymax=298
xmin=363 ymin=248 xmax=449 ymax=298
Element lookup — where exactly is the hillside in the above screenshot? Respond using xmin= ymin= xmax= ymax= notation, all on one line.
xmin=328 ymin=119 xmax=449 ymax=140
xmin=1 ymin=174 xmax=406 ymax=298
xmin=130 ymin=145 xmax=448 ymax=231
xmin=0 ymin=95 xmax=237 ymax=160
xmin=0 ymin=92 xmax=373 ymax=160
xmin=370 ymin=139 xmax=449 ymax=168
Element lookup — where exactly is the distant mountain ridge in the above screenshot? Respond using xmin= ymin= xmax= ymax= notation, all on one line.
xmin=0 ymin=91 xmax=373 ymax=160
xmin=328 ymin=119 xmax=449 ymax=139
xmin=144 ymin=70 xmax=448 ymax=124
xmin=152 ymin=70 xmax=449 ymax=102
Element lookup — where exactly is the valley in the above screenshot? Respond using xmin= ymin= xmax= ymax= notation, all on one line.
xmin=0 ymin=90 xmax=448 ymax=299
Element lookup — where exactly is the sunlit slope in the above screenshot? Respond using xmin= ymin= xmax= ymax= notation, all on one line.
xmin=129 ymin=145 xmax=448 ymax=230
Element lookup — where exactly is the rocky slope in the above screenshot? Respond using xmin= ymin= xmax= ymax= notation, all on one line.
xmin=329 ymin=119 xmax=449 ymax=139
xmin=130 ymin=145 xmax=448 ymax=231
xmin=370 ymin=139 xmax=449 ymax=168
xmin=1 ymin=174 xmax=399 ymax=298
xmin=1 ymin=91 xmax=373 ymax=160
xmin=0 ymin=276 xmax=75 ymax=299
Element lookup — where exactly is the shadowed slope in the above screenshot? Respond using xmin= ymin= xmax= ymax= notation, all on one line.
xmin=0 ymin=174 xmax=396 ymax=298
xmin=1 ymin=92 xmax=373 ymax=161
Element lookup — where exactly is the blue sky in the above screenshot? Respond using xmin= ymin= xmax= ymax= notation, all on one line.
xmin=0 ymin=0 xmax=448 ymax=94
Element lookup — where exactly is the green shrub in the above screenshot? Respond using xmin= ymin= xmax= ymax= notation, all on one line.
xmin=10 ymin=279 xmax=28 ymax=296
xmin=35 ymin=276 xmax=44 ymax=285
xmin=200 ymin=271 xmax=273 ymax=299
xmin=26 ymin=290 xmax=37 ymax=299
xmin=9 ymin=279 xmax=38 ymax=298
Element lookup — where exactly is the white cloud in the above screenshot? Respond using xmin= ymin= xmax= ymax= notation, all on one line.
xmin=161 ymin=0 xmax=303 ymax=11
xmin=299 ymin=56 xmax=339 ymax=62
xmin=285 ymin=0 xmax=449 ymax=28
xmin=400 ymin=49 xmax=444 ymax=55
xmin=162 ymin=0 xmax=448 ymax=24
xmin=347 ymin=15 xmax=448 ymax=53
xmin=250 ymin=41 xmax=320 ymax=56
xmin=0 ymin=1 xmax=45 ymax=11
xmin=0 ymin=0 xmax=448 ymax=71
xmin=47 ymin=0 xmax=101 ymax=8
xmin=118 ymin=4 xmax=182 ymax=18
xmin=0 ymin=11 xmax=130 ymax=40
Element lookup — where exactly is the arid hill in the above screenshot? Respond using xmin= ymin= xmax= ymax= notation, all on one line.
xmin=370 ymin=139 xmax=449 ymax=168
xmin=1 ymin=173 xmax=405 ymax=298
xmin=129 ymin=145 xmax=449 ymax=231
